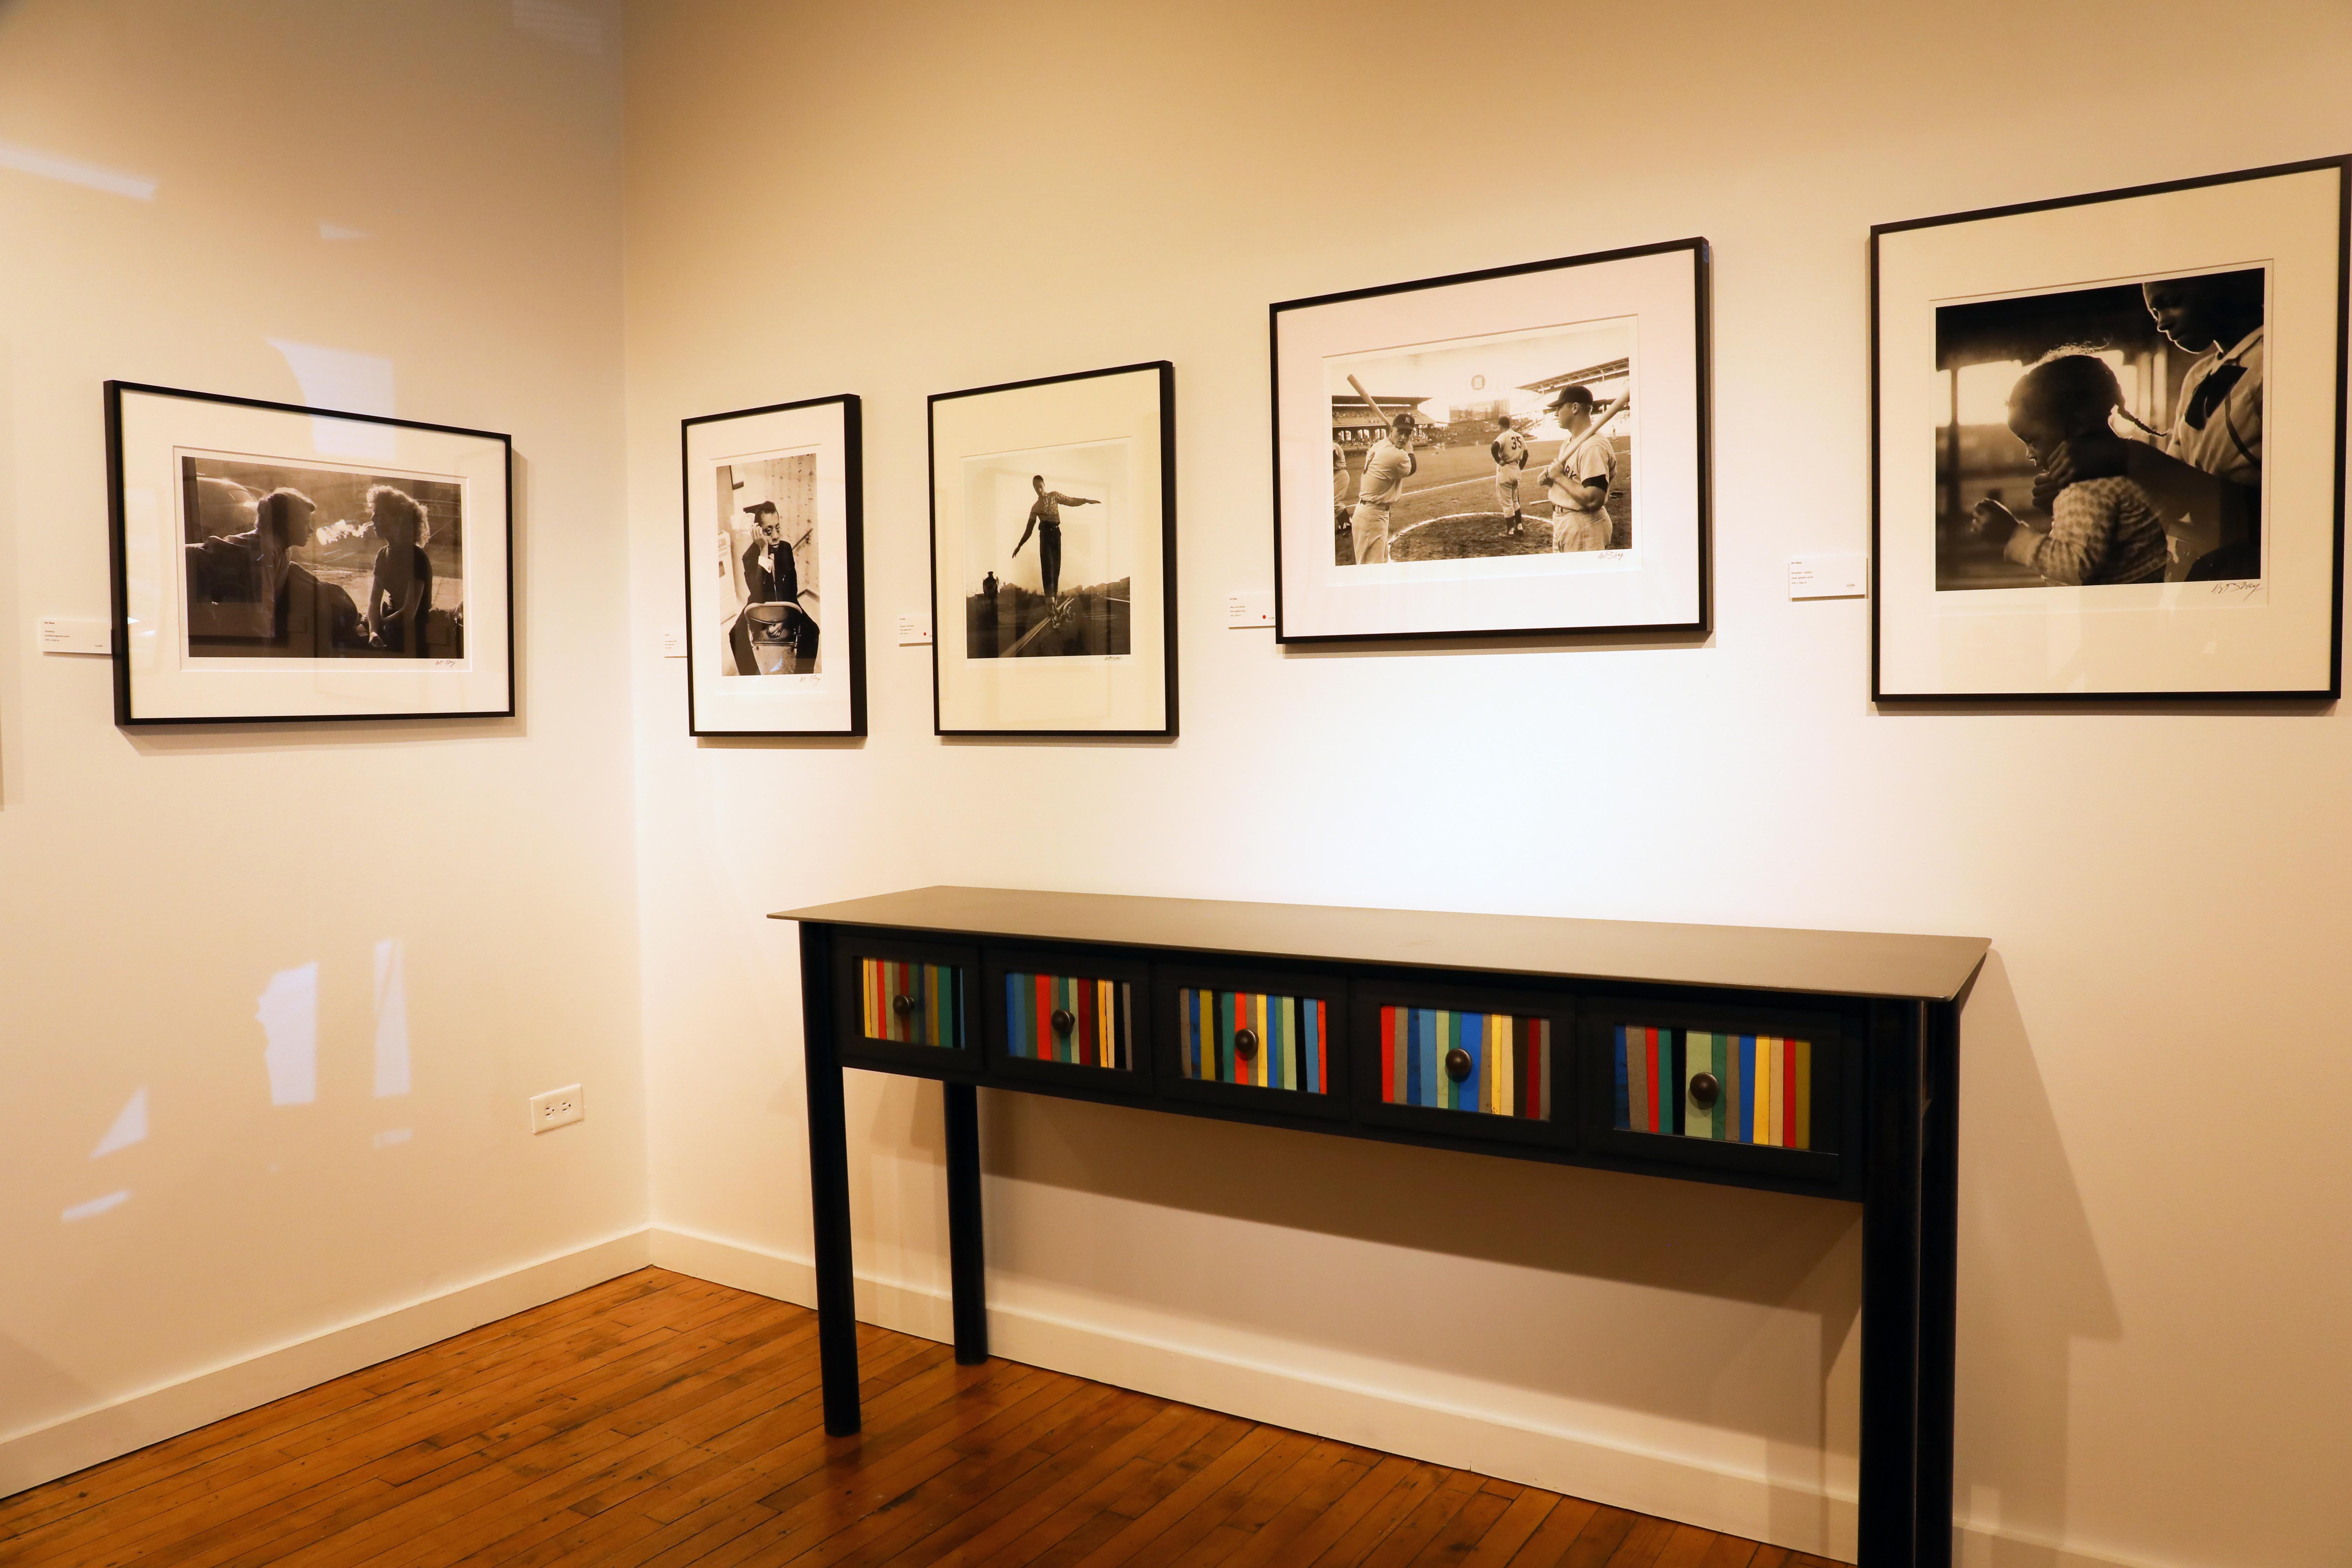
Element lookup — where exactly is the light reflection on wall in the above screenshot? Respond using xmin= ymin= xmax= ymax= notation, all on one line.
xmin=0 ymin=139 xmax=157 ymax=200
xmin=267 ymin=340 xmax=396 ymax=461
xmin=64 ymin=1086 xmax=150 ymax=1223
xmin=90 ymin=1086 xmax=148 ymax=1157
xmin=513 ymin=0 xmax=604 ymax=54
xmin=373 ymin=938 xmax=411 ymax=1099
xmin=258 ymin=962 xmax=320 ymax=1106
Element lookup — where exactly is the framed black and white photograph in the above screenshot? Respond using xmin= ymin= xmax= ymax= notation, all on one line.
xmin=928 ymin=362 xmax=1175 ymax=736
xmin=681 ymin=394 xmax=865 ymax=736
xmin=1271 ymin=240 xmax=1710 ymax=643
xmin=106 ymin=381 xmax=512 ymax=724
xmin=1872 ymin=158 xmax=2349 ymax=700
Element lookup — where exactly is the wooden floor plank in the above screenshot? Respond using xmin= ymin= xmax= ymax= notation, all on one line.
xmin=1304 ymin=1461 xmax=1452 ymax=1567
xmin=1454 ymin=1486 xmax=1559 ymax=1568
xmin=0 ymin=1270 xmax=1845 ymax=1568
xmin=1693 ymin=1537 xmax=1759 ymax=1568
xmin=1355 ymin=1466 xmax=1486 ymax=1568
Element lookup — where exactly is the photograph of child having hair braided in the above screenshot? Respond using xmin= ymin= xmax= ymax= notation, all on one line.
xmin=1933 ymin=266 xmax=2264 ymax=591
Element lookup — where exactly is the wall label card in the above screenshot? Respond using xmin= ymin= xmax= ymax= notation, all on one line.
xmin=1788 ymin=555 xmax=1867 ymax=600
xmin=39 ymin=617 xmax=110 ymax=654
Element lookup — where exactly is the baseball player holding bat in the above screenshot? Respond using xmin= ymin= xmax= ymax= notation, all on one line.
xmin=1347 ymin=386 xmax=1418 ymax=564
xmin=1541 ymin=384 xmax=1625 ymax=552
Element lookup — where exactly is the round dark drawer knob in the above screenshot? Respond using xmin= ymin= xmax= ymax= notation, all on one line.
xmin=1688 ymin=1072 xmax=1720 ymax=1111
xmin=1444 ymin=1047 xmax=1472 ymax=1083
xmin=1233 ymin=1028 xmax=1259 ymax=1059
xmin=891 ymin=993 xmax=915 ymax=1018
xmin=1050 ymin=1008 xmax=1075 ymax=1036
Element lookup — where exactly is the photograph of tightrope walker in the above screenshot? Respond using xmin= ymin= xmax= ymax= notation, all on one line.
xmin=1273 ymin=240 xmax=1710 ymax=644
xmin=928 ymin=362 xmax=1177 ymax=737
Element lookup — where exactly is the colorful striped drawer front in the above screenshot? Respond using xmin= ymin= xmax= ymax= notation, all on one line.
xmin=1614 ymin=1026 xmax=1812 ymax=1149
xmin=1377 ymin=1008 xmax=1551 ymax=1119
xmin=1177 ymin=990 xmax=1330 ymax=1093
xmin=1003 ymin=973 xmax=1136 ymax=1070
xmin=859 ymin=959 xmax=965 ymax=1048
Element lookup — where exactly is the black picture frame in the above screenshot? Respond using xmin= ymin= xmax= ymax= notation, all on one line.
xmin=106 ymin=380 xmax=515 ymax=726
xmin=1270 ymin=239 xmax=1713 ymax=644
xmin=926 ymin=361 xmax=1178 ymax=737
xmin=680 ymin=393 xmax=867 ymax=737
xmin=1869 ymin=156 xmax=2350 ymax=702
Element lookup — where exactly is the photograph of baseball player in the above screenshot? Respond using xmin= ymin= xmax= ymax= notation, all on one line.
xmin=1872 ymin=158 xmax=2345 ymax=700
xmin=961 ymin=439 xmax=1133 ymax=659
xmin=1326 ymin=317 xmax=1633 ymax=568
xmin=680 ymin=393 xmax=865 ymax=736
xmin=1272 ymin=241 xmax=1709 ymax=643
xmin=713 ymin=452 xmax=821 ymax=676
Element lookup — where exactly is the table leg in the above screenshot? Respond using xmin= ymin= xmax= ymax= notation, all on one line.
xmin=1915 ymin=999 xmax=1960 ymax=1565
xmin=1858 ymin=1000 xmax=1927 ymax=1567
xmin=943 ymin=1082 xmax=989 ymax=1364
xmin=799 ymin=922 xmax=862 ymax=1436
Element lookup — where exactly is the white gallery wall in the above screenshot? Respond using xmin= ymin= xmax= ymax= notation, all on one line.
xmin=621 ymin=4 xmax=2352 ymax=1567
xmin=0 ymin=0 xmax=646 ymax=1489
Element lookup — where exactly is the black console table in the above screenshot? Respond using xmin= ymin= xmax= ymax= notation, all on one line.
xmin=777 ymin=886 xmax=1986 ymax=1567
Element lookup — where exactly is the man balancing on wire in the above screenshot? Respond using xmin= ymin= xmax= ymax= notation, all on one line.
xmin=1008 ymin=474 xmax=1099 ymax=602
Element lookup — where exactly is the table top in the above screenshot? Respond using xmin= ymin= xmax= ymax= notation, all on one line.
xmin=773 ymin=886 xmax=1989 ymax=1002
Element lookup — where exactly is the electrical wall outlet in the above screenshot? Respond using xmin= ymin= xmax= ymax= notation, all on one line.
xmin=530 ymin=1084 xmax=584 ymax=1134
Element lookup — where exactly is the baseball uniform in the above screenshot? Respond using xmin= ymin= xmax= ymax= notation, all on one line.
xmin=1349 ymin=436 xmax=1415 ymax=564
xmin=1490 ymin=429 xmax=1528 ymax=518
xmin=1546 ymin=430 xmax=1617 ymax=552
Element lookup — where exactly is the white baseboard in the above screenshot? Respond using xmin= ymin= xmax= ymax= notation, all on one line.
xmin=0 ymin=1222 xmax=2165 ymax=1568
xmin=648 ymin=1226 xmax=1848 ymax=1554
xmin=644 ymin=1226 xmax=2166 ymax=1568
xmin=0 ymin=1228 xmax=651 ymax=1500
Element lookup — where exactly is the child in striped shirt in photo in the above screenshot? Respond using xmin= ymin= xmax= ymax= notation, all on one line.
xmin=1970 ymin=353 xmax=2169 ymax=587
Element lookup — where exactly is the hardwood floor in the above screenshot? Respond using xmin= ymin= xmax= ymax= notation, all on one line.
xmin=0 ymin=1268 xmax=1849 ymax=1568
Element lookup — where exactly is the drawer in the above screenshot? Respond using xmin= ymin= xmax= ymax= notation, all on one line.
xmin=1154 ymin=963 xmax=1346 ymax=1118
xmin=861 ymin=957 xmax=968 ymax=1050
xmin=1353 ymin=978 xmax=1571 ymax=1147
xmin=1582 ymin=999 xmax=1845 ymax=1184
xmin=832 ymin=938 xmax=980 ymax=1079
xmin=1616 ymin=1026 xmax=1814 ymax=1148
xmin=986 ymin=946 xmax=1152 ymax=1093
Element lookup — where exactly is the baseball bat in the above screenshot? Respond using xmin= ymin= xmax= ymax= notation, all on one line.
xmin=1345 ymin=374 xmax=1395 ymax=437
xmin=1552 ymin=393 xmax=1631 ymax=473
